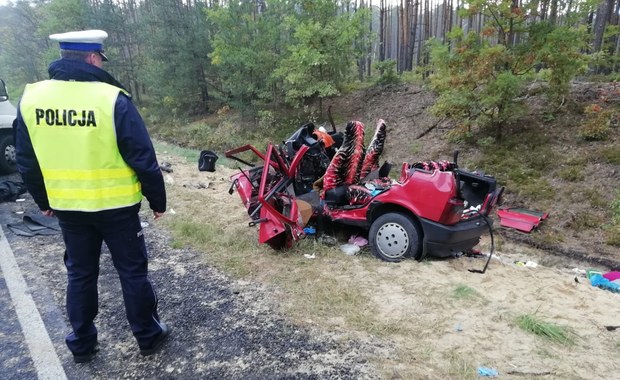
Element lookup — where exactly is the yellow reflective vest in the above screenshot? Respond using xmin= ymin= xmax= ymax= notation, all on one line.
xmin=20 ymin=80 xmax=142 ymax=211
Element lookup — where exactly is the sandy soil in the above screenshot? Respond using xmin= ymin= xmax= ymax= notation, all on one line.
xmin=155 ymin=149 xmax=620 ymax=380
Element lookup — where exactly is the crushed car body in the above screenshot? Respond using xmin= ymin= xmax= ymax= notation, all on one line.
xmin=226 ymin=120 xmax=503 ymax=262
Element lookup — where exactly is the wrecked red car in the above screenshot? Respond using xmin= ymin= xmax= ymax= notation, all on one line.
xmin=226 ymin=120 xmax=503 ymax=262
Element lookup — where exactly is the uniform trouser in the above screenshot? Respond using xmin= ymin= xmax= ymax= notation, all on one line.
xmin=58 ymin=211 xmax=163 ymax=355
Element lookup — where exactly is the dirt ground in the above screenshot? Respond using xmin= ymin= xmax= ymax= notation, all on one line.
xmin=154 ymin=148 xmax=620 ymax=380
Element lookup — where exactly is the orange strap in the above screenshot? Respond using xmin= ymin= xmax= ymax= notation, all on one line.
xmin=312 ymin=130 xmax=335 ymax=148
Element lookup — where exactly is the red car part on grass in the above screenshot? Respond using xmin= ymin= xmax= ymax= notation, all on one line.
xmin=496 ymin=208 xmax=548 ymax=233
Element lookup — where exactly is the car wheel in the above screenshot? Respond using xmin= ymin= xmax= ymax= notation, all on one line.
xmin=369 ymin=212 xmax=422 ymax=262
xmin=0 ymin=134 xmax=16 ymax=174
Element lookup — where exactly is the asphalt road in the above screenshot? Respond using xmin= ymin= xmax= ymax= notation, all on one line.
xmin=0 ymin=176 xmax=378 ymax=380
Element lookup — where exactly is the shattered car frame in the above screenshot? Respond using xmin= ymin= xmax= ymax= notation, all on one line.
xmin=226 ymin=120 xmax=503 ymax=262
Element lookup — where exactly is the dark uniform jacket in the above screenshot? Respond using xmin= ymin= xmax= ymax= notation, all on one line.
xmin=15 ymin=58 xmax=166 ymax=221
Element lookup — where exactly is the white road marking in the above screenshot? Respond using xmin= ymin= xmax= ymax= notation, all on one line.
xmin=0 ymin=227 xmax=68 ymax=380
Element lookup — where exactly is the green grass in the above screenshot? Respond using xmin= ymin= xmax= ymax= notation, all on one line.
xmin=606 ymin=225 xmax=620 ymax=246
xmin=443 ymin=351 xmax=477 ymax=380
xmin=153 ymin=140 xmax=200 ymax=163
xmin=599 ymin=146 xmax=620 ymax=164
xmin=566 ymin=211 xmax=605 ymax=230
xmin=583 ymin=187 xmax=608 ymax=209
xmin=556 ymin=166 xmax=585 ymax=182
xmin=452 ymin=284 xmax=480 ymax=300
xmin=516 ymin=314 xmax=575 ymax=345
xmin=472 ymin=131 xmax=559 ymax=202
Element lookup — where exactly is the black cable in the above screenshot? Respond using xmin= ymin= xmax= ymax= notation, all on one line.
xmin=468 ymin=211 xmax=495 ymax=274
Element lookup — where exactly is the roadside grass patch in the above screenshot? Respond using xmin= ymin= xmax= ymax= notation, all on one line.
xmin=566 ymin=211 xmax=605 ymax=230
xmin=607 ymin=225 xmax=620 ymax=246
xmin=536 ymin=229 xmax=565 ymax=245
xmin=556 ymin=166 xmax=584 ymax=182
xmin=599 ymin=145 xmax=620 ymax=164
xmin=583 ymin=187 xmax=608 ymax=209
xmin=516 ymin=314 xmax=575 ymax=345
xmin=167 ymin=219 xmax=252 ymax=249
xmin=451 ymin=284 xmax=481 ymax=300
xmin=474 ymin=134 xmax=557 ymax=202
xmin=443 ymin=351 xmax=477 ymax=380
xmin=607 ymin=195 xmax=620 ymax=245
xmin=153 ymin=140 xmax=199 ymax=163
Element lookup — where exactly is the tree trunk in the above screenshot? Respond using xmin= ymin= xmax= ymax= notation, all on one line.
xmin=592 ymin=0 xmax=611 ymax=53
xmin=549 ymin=0 xmax=558 ymax=25
xmin=379 ymin=0 xmax=386 ymax=62
xmin=367 ymin=0 xmax=372 ymax=77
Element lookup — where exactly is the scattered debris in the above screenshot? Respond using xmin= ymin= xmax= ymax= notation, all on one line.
xmin=514 ymin=260 xmax=538 ymax=268
xmin=318 ymin=235 xmax=337 ymax=246
xmin=588 ymin=271 xmax=620 ymax=293
xmin=141 ymin=221 xmax=149 ymax=228
xmin=303 ymin=227 xmax=316 ymax=235
xmin=497 ymin=208 xmax=548 ymax=233
xmin=348 ymin=235 xmax=368 ymax=247
xmin=572 ymin=268 xmax=587 ymax=276
xmin=477 ymin=367 xmax=498 ymax=377
xmin=603 ymin=271 xmax=620 ymax=282
xmin=339 ymin=243 xmax=360 ymax=256
xmin=303 ymin=253 xmax=316 ymax=259
xmin=160 ymin=161 xmax=173 ymax=173
xmin=7 ymin=213 xmax=61 ymax=237
xmin=198 ymin=150 xmax=218 ymax=172
xmin=183 ymin=181 xmax=212 ymax=189
xmin=463 ymin=249 xmax=484 ymax=258
xmin=0 ymin=180 xmax=28 ymax=202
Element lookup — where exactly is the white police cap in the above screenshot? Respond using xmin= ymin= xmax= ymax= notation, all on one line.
xmin=49 ymin=30 xmax=109 ymax=61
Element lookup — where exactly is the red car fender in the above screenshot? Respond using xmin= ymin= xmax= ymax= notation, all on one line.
xmin=379 ymin=171 xmax=458 ymax=222
xmin=329 ymin=170 xmax=460 ymax=226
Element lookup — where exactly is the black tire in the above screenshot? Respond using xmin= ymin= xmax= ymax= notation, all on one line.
xmin=369 ymin=212 xmax=422 ymax=262
xmin=0 ymin=133 xmax=16 ymax=174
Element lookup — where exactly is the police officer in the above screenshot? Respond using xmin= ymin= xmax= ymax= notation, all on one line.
xmin=14 ymin=30 xmax=169 ymax=363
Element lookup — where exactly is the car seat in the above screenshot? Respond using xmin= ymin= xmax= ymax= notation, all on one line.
xmin=360 ymin=119 xmax=387 ymax=180
xmin=323 ymin=121 xmax=366 ymax=194
xmin=322 ymin=120 xmax=392 ymax=207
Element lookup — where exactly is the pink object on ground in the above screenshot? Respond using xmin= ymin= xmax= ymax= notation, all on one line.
xmin=603 ymin=271 xmax=620 ymax=281
xmin=348 ymin=235 xmax=369 ymax=247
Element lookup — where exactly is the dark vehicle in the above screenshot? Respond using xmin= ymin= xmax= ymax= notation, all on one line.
xmin=226 ymin=120 xmax=503 ymax=262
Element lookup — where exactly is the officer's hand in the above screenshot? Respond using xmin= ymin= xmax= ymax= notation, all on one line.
xmin=153 ymin=211 xmax=164 ymax=220
xmin=42 ymin=210 xmax=54 ymax=217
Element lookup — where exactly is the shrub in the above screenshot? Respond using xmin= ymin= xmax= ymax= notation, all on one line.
xmin=579 ymin=104 xmax=611 ymax=141
xmin=374 ymin=60 xmax=400 ymax=86
xmin=428 ymin=14 xmax=587 ymax=141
